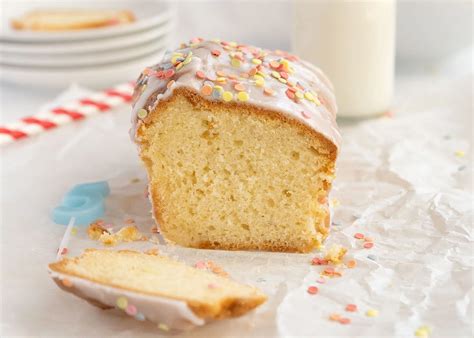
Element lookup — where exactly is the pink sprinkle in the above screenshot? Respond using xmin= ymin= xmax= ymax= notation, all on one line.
xmin=301 ymin=111 xmax=311 ymax=119
xmin=103 ymin=223 xmax=113 ymax=229
xmin=195 ymin=261 xmax=207 ymax=269
xmin=311 ymin=257 xmax=328 ymax=265
xmin=345 ymin=304 xmax=357 ymax=312
xmin=196 ymin=71 xmax=206 ymax=79
xmin=339 ymin=317 xmax=351 ymax=325
xmin=208 ymin=283 xmax=218 ymax=289
xmin=316 ymin=278 xmax=326 ymax=284
xmin=307 ymin=286 xmax=319 ymax=295
xmin=363 ymin=242 xmax=374 ymax=249
xmin=164 ymin=69 xmax=175 ymax=79
xmin=354 ymin=233 xmax=365 ymax=239
xmin=57 ymin=247 xmax=68 ymax=255
xmin=125 ymin=304 xmax=137 ymax=316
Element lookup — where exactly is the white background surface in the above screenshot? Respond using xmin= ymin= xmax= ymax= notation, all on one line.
xmin=0 ymin=1 xmax=473 ymax=337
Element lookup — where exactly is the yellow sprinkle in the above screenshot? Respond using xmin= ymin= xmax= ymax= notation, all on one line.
xmin=231 ymin=58 xmax=241 ymax=68
xmin=415 ymin=325 xmax=432 ymax=337
xmin=183 ymin=51 xmax=193 ymax=64
xmin=158 ymin=323 xmax=169 ymax=331
xmin=213 ymin=85 xmax=223 ymax=91
xmin=175 ymin=63 xmax=184 ymax=70
xmin=278 ymin=77 xmax=287 ymax=84
xmin=71 ymin=227 xmax=78 ymax=235
xmin=304 ymin=91 xmax=315 ymax=101
xmin=222 ymin=91 xmax=233 ymax=102
xmin=252 ymin=58 xmax=262 ymax=65
xmin=455 ymin=150 xmax=465 ymax=158
xmin=295 ymin=91 xmax=304 ymax=99
xmin=257 ymin=70 xmax=267 ymax=78
xmin=366 ymin=309 xmax=379 ymax=317
xmin=229 ymin=41 xmax=237 ymax=47
xmin=255 ymin=77 xmax=265 ymax=87
xmin=216 ymin=77 xmax=227 ymax=83
xmin=237 ymin=91 xmax=249 ymax=102
xmin=116 ymin=297 xmax=128 ymax=310
xmin=271 ymin=71 xmax=280 ymax=79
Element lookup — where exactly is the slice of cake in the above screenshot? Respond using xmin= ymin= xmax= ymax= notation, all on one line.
xmin=131 ymin=38 xmax=341 ymax=253
xmin=48 ymin=249 xmax=266 ymax=330
xmin=11 ymin=9 xmax=135 ymax=31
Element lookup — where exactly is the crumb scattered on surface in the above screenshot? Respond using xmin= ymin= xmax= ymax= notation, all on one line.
xmin=195 ymin=260 xmax=230 ymax=278
xmin=98 ymin=233 xmax=118 ymax=246
xmin=87 ymin=221 xmax=110 ymax=240
xmin=321 ymin=266 xmax=342 ymax=278
xmin=88 ymin=223 xmax=146 ymax=246
xmin=144 ymin=248 xmax=160 ymax=255
xmin=324 ymin=244 xmax=347 ymax=264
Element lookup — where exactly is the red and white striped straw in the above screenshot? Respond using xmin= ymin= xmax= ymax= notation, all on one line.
xmin=0 ymin=82 xmax=135 ymax=146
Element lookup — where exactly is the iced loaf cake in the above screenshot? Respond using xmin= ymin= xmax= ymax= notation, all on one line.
xmin=131 ymin=38 xmax=341 ymax=253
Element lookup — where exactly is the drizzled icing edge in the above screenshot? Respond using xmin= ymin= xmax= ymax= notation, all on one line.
xmin=130 ymin=38 xmax=341 ymax=150
xmin=49 ymin=269 xmax=205 ymax=331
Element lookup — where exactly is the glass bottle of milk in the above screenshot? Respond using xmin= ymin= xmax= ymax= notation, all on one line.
xmin=293 ymin=0 xmax=396 ymax=118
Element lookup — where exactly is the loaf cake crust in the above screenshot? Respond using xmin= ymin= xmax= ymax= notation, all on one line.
xmin=131 ymin=39 xmax=341 ymax=252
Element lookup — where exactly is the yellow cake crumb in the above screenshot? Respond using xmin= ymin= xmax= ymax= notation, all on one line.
xmin=324 ymin=244 xmax=347 ymax=264
xmin=144 ymin=248 xmax=160 ymax=256
xmin=99 ymin=233 xmax=118 ymax=246
xmin=87 ymin=221 xmax=109 ymax=240
xmin=90 ymin=225 xmax=146 ymax=247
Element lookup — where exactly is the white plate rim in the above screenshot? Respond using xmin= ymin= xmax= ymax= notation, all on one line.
xmin=0 ymin=21 xmax=174 ymax=55
xmin=0 ymin=51 xmax=164 ymax=89
xmin=0 ymin=40 xmax=168 ymax=68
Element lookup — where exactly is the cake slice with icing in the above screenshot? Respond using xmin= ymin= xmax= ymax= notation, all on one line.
xmin=131 ymin=38 xmax=341 ymax=252
xmin=48 ymin=249 xmax=266 ymax=331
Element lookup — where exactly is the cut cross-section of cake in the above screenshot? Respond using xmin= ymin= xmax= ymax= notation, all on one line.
xmin=48 ymin=249 xmax=266 ymax=330
xmin=131 ymin=38 xmax=341 ymax=253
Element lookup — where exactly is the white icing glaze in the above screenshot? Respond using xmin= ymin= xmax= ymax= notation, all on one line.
xmin=48 ymin=269 xmax=205 ymax=331
xmin=130 ymin=39 xmax=341 ymax=149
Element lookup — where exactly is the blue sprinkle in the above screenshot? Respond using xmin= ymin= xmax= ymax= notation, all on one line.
xmin=367 ymin=254 xmax=377 ymax=261
xmin=135 ymin=312 xmax=146 ymax=321
xmin=212 ymin=88 xmax=222 ymax=99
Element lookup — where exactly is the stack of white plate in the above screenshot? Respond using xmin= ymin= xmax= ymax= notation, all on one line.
xmin=0 ymin=0 xmax=175 ymax=89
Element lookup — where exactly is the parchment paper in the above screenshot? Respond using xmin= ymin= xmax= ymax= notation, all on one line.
xmin=1 ymin=67 xmax=472 ymax=337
